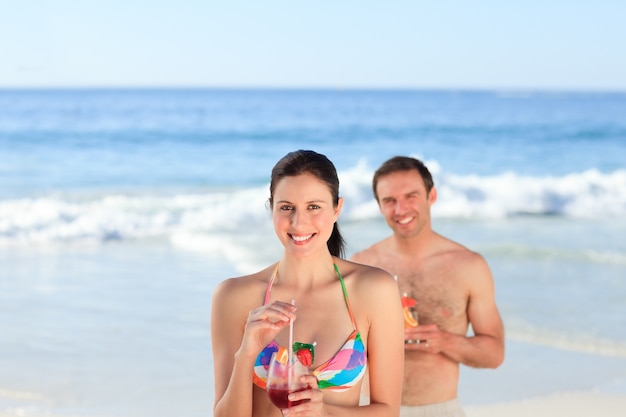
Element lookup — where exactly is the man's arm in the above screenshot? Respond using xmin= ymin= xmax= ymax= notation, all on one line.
xmin=409 ymin=253 xmax=505 ymax=368
xmin=442 ymin=254 xmax=505 ymax=368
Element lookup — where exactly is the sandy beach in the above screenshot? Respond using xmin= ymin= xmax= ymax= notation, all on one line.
xmin=2 ymin=392 xmax=624 ymax=417
xmin=453 ymin=337 xmax=626 ymax=417
xmin=465 ymin=391 xmax=626 ymax=417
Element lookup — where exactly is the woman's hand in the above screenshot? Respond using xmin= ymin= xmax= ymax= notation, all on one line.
xmin=240 ymin=300 xmax=297 ymax=357
xmin=280 ymin=374 xmax=323 ymax=416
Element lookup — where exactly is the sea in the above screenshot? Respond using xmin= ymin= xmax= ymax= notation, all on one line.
xmin=1 ymin=88 xmax=625 ymax=416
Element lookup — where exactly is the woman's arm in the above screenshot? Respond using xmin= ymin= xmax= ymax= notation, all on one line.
xmin=363 ymin=268 xmax=404 ymax=417
xmin=211 ymin=278 xmax=256 ymax=417
xmin=211 ymin=276 xmax=297 ymax=417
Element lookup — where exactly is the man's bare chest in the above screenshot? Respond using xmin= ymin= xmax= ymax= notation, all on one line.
xmin=396 ymin=267 xmax=468 ymax=330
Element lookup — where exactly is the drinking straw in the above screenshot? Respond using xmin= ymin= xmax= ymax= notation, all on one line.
xmin=289 ymin=299 xmax=295 ymax=365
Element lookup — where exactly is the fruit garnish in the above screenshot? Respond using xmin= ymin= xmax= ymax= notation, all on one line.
xmin=275 ymin=346 xmax=289 ymax=364
xmin=401 ymin=295 xmax=417 ymax=308
xmin=403 ymin=307 xmax=418 ymax=327
xmin=296 ymin=349 xmax=313 ymax=367
xmin=292 ymin=342 xmax=315 ymax=367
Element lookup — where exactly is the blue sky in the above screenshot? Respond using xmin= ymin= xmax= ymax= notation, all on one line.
xmin=2 ymin=0 xmax=625 ymax=90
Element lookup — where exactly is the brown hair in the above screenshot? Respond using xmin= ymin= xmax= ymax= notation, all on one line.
xmin=372 ymin=156 xmax=434 ymax=201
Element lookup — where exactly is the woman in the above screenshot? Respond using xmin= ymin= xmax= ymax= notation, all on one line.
xmin=211 ymin=150 xmax=403 ymax=417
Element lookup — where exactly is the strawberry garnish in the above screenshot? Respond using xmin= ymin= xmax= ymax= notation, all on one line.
xmin=296 ymin=348 xmax=313 ymax=367
xmin=292 ymin=342 xmax=315 ymax=367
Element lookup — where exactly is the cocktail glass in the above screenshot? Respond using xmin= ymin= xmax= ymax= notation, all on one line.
xmin=266 ymin=351 xmax=309 ymax=409
xmin=402 ymin=293 xmax=419 ymax=344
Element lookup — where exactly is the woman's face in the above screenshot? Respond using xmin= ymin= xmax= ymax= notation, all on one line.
xmin=272 ymin=173 xmax=343 ymax=257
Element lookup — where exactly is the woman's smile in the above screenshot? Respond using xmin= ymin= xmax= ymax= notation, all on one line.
xmin=290 ymin=233 xmax=315 ymax=243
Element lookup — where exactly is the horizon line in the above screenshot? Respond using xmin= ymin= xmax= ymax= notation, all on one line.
xmin=1 ymin=85 xmax=626 ymax=94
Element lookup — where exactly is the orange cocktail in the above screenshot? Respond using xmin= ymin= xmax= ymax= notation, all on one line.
xmin=401 ymin=293 xmax=418 ymax=343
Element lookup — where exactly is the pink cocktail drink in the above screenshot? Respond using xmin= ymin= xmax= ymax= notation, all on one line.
xmin=266 ymin=351 xmax=309 ymax=409
xmin=267 ymin=387 xmax=308 ymax=408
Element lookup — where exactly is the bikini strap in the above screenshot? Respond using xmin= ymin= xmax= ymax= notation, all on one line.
xmin=334 ymin=263 xmax=358 ymax=330
xmin=265 ymin=263 xmax=357 ymax=330
xmin=264 ymin=264 xmax=279 ymax=304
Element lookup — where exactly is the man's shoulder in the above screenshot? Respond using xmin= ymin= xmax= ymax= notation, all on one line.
xmin=350 ymin=246 xmax=375 ymax=264
xmin=349 ymin=238 xmax=392 ymax=266
xmin=430 ymin=233 xmax=489 ymax=273
xmin=435 ymin=233 xmax=482 ymax=258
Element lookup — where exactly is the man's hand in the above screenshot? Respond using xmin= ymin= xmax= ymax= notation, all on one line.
xmin=404 ymin=323 xmax=448 ymax=353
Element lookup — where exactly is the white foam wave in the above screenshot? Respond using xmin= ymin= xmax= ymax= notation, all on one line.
xmin=436 ymin=169 xmax=626 ymax=219
xmin=0 ymin=188 xmax=271 ymax=246
xmin=1 ymin=165 xmax=625 ymax=246
xmin=340 ymin=164 xmax=626 ymax=220
xmin=170 ymin=231 xmax=281 ymax=274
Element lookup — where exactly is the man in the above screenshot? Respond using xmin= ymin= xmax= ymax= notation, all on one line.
xmin=351 ymin=156 xmax=505 ymax=417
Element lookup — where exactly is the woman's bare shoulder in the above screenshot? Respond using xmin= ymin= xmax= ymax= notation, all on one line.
xmin=337 ymin=258 xmax=396 ymax=288
xmin=336 ymin=259 xmax=401 ymax=325
xmin=212 ymin=263 xmax=276 ymax=305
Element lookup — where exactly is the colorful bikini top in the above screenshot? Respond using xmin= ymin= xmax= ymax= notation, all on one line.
xmin=253 ymin=264 xmax=367 ymax=392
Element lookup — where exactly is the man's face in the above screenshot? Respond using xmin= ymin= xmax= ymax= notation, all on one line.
xmin=375 ymin=169 xmax=435 ymax=239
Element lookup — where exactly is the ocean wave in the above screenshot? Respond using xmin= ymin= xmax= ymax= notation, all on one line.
xmin=0 ymin=189 xmax=271 ymax=246
xmin=431 ymin=167 xmax=626 ymax=219
xmin=341 ymin=162 xmax=626 ymax=220
xmin=1 ymin=166 xmax=625 ymax=246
